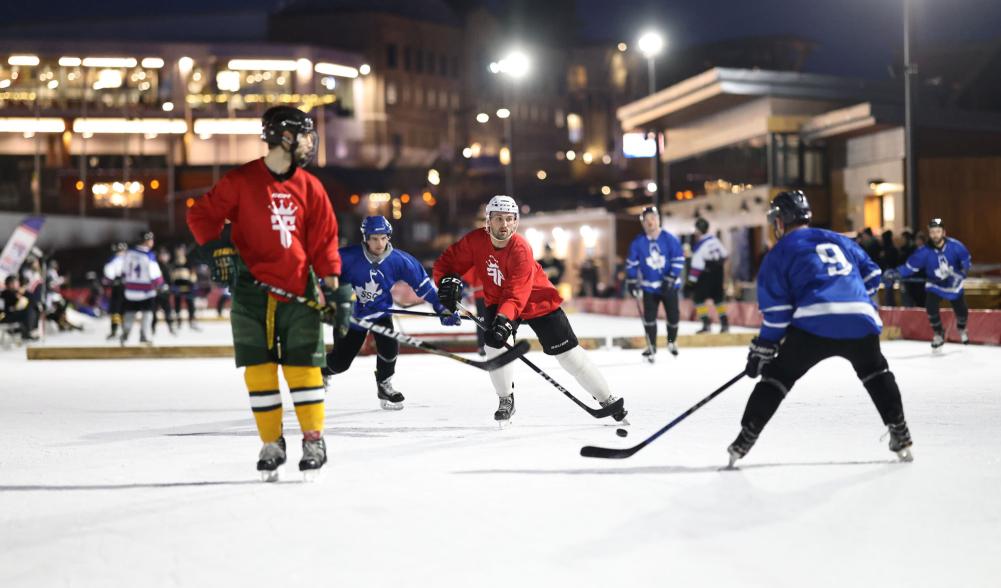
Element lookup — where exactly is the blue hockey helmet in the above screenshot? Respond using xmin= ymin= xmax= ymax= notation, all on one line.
xmin=361 ymin=215 xmax=393 ymax=238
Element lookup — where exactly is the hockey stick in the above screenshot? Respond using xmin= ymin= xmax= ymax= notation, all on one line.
xmin=456 ymin=303 xmax=624 ymax=419
xmin=580 ymin=371 xmax=745 ymax=459
xmin=631 ymin=291 xmax=656 ymax=361
xmin=252 ymin=280 xmax=528 ymax=371
xmin=386 ymin=308 xmax=469 ymax=320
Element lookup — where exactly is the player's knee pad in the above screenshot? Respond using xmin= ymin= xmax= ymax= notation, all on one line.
xmin=245 ymin=362 xmax=280 ymax=391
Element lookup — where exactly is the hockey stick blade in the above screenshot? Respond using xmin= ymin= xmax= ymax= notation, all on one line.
xmin=580 ymin=372 xmax=745 ymax=459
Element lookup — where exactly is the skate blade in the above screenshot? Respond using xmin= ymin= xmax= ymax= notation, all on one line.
xmin=895 ymin=448 xmax=914 ymax=462
xmin=301 ymin=468 xmax=323 ymax=483
xmin=497 ymin=419 xmax=512 ymax=429
xmin=380 ymin=399 xmax=404 ymax=411
xmin=615 ymin=418 xmax=631 ymax=427
xmin=259 ymin=468 xmax=281 ymax=483
xmin=643 ymin=356 xmax=655 ymax=364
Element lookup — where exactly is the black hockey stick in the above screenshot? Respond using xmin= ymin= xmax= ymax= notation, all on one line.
xmin=580 ymin=372 xmax=745 ymax=459
xmin=386 ymin=308 xmax=469 ymax=320
xmin=631 ymin=291 xmax=656 ymax=361
xmin=252 ymin=280 xmax=528 ymax=371
xmin=456 ymin=303 xmax=624 ymax=419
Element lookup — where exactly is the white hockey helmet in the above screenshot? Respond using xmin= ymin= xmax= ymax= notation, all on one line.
xmin=485 ymin=195 xmax=519 ymax=219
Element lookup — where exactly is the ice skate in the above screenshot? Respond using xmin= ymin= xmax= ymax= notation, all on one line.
xmin=377 ymin=376 xmax=405 ymax=410
xmin=959 ymin=328 xmax=969 ymax=345
xmin=667 ymin=341 xmax=679 ymax=357
xmin=494 ymin=394 xmax=515 ymax=428
xmin=139 ymin=335 xmax=153 ymax=347
xmin=696 ymin=317 xmax=711 ymax=334
xmin=299 ymin=436 xmax=327 ymax=481
xmin=719 ymin=315 xmax=730 ymax=334
xmin=887 ymin=421 xmax=914 ymax=462
xmin=931 ymin=332 xmax=945 ymax=353
xmin=641 ymin=347 xmax=656 ymax=364
xmin=725 ymin=426 xmax=760 ymax=469
xmin=600 ymin=395 xmax=629 ymax=425
xmin=256 ymin=436 xmax=287 ymax=482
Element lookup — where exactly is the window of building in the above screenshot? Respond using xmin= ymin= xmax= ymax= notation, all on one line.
xmin=439 ymin=54 xmax=448 ymax=76
xmin=402 ymin=85 xmax=411 ymax=104
xmin=450 ymin=56 xmax=459 ymax=79
xmin=450 ymin=92 xmax=460 ymax=110
xmin=416 ymin=49 xmax=424 ymax=73
xmin=386 ymin=44 xmax=398 ymax=69
xmin=427 ymin=88 xmax=436 ymax=108
xmin=386 ymin=82 xmax=398 ymax=105
xmin=555 ymin=108 xmax=565 ymax=128
xmin=404 ymin=47 xmax=412 ymax=71
xmin=568 ymin=65 xmax=588 ymax=91
xmin=566 ymin=113 xmax=583 ymax=143
xmin=438 ymin=90 xmax=447 ymax=110
xmin=414 ymin=85 xmax=423 ymax=106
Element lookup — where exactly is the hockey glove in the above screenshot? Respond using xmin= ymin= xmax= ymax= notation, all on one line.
xmin=438 ymin=274 xmax=464 ymax=313
xmin=745 ymin=337 xmax=779 ymax=378
xmin=206 ymin=243 xmax=238 ymax=286
xmin=882 ymin=268 xmax=901 ymax=285
xmin=484 ymin=314 xmax=514 ymax=348
xmin=663 ymin=275 xmax=683 ymax=292
xmin=626 ymin=279 xmax=641 ymax=298
xmin=321 ymin=282 xmax=355 ymax=338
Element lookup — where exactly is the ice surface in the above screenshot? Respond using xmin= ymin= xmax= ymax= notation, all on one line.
xmin=1 ymin=315 xmax=999 ymax=587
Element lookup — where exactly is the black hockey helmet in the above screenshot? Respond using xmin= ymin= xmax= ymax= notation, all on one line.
xmin=261 ymin=105 xmax=318 ymax=167
xmin=111 ymin=242 xmax=127 ymax=253
xmin=139 ymin=230 xmax=155 ymax=243
xmin=927 ymin=217 xmax=944 ymax=229
xmin=638 ymin=205 xmax=659 ymax=221
xmin=767 ymin=190 xmax=812 ymax=229
xmin=694 ymin=217 xmax=709 ymax=234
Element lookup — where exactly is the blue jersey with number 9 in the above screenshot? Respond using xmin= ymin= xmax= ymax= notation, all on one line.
xmin=757 ymin=227 xmax=883 ymax=342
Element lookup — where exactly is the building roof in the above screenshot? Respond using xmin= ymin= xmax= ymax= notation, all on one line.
xmin=801 ymin=101 xmax=1001 ymax=142
xmin=617 ymin=67 xmax=899 ymax=131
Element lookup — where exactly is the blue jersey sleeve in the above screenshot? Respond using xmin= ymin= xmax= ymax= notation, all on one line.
xmin=957 ymin=241 xmax=972 ymax=275
xmin=898 ymin=248 xmax=926 ymax=278
xmin=625 ymin=238 xmax=641 ymax=280
xmin=756 ymin=249 xmax=793 ymax=342
xmin=844 ymin=236 xmax=881 ymax=296
xmin=665 ymin=233 xmax=685 ymax=279
xmin=400 ymin=251 xmax=442 ymax=310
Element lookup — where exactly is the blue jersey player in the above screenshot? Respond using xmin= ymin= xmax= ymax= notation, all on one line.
xmin=625 ymin=206 xmax=685 ymax=360
xmin=323 ymin=216 xmax=460 ymax=409
xmin=727 ymin=191 xmax=913 ymax=467
xmin=885 ymin=218 xmax=971 ymax=350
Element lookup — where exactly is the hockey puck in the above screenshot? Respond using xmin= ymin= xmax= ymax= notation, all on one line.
xmin=616 ymin=428 xmax=629 ymax=437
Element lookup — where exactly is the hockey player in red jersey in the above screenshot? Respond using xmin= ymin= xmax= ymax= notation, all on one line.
xmin=433 ymin=195 xmax=628 ymax=425
xmin=187 ymin=105 xmax=353 ymax=481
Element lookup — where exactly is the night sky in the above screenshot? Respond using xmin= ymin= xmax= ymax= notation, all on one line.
xmin=3 ymin=0 xmax=1000 ymax=78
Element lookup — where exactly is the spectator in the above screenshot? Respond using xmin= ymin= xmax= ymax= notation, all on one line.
xmin=578 ymin=256 xmax=599 ymax=298
xmin=860 ymin=228 xmax=882 ymax=263
xmin=538 ymin=245 xmax=565 ymax=286
xmin=879 ymin=230 xmax=900 ymax=306
xmin=153 ymin=246 xmax=176 ymax=335
xmin=1 ymin=276 xmax=38 ymax=341
xmin=170 ymin=245 xmax=200 ymax=331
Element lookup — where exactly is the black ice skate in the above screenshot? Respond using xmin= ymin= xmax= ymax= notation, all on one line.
xmin=887 ymin=421 xmax=914 ymax=462
xmin=376 ymin=376 xmax=405 ymax=410
xmin=726 ymin=426 xmax=760 ymax=468
xmin=494 ymin=394 xmax=515 ymax=428
xmin=600 ymin=395 xmax=629 ymax=425
xmin=256 ymin=436 xmax=287 ymax=482
xmin=299 ymin=436 xmax=327 ymax=481
xmin=667 ymin=341 xmax=679 ymax=357
xmin=720 ymin=315 xmax=730 ymax=334
xmin=696 ymin=317 xmax=711 ymax=334
xmin=641 ymin=347 xmax=656 ymax=364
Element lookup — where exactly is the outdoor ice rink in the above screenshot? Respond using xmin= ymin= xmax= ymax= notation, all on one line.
xmin=2 ymin=314 xmax=999 ymax=587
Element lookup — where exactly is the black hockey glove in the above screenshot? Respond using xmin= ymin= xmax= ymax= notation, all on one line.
xmin=484 ymin=314 xmax=514 ymax=348
xmin=193 ymin=238 xmax=238 ymax=287
xmin=438 ymin=274 xmax=464 ymax=313
xmin=745 ymin=337 xmax=779 ymax=378
xmin=682 ymin=279 xmax=695 ymax=299
xmin=626 ymin=279 xmax=641 ymax=298
xmin=321 ymin=281 xmax=355 ymax=338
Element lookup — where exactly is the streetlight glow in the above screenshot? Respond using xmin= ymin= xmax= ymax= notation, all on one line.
xmin=638 ymin=31 xmax=665 ymax=58
xmin=476 ymin=112 xmax=490 ymax=123
xmin=496 ymin=108 xmax=510 ymax=119
xmin=495 ymin=50 xmax=530 ymax=78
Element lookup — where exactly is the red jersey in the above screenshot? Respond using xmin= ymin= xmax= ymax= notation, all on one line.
xmin=187 ymin=158 xmax=341 ymax=296
xmin=461 ymin=267 xmax=485 ymax=300
xmin=434 ymin=229 xmax=562 ymax=321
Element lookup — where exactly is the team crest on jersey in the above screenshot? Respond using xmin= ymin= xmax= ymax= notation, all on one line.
xmin=355 ymin=269 xmax=385 ymax=304
xmin=268 ymin=193 xmax=298 ymax=249
xmin=487 ymin=255 xmax=504 ymax=286
xmin=645 ymin=243 xmax=666 ymax=271
xmin=933 ymin=253 xmax=954 ymax=281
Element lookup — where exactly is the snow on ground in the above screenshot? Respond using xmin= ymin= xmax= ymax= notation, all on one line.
xmin=1 ymin=316 xmax=999 ymax=587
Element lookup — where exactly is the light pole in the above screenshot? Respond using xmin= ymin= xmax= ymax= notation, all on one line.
xmin=638 ymin=31 xmax=665 ymax=210
xmin=489 ymin=50 xmax=530 ymax=198
xmin=903 ymin=0 xmax=919 ymax=230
